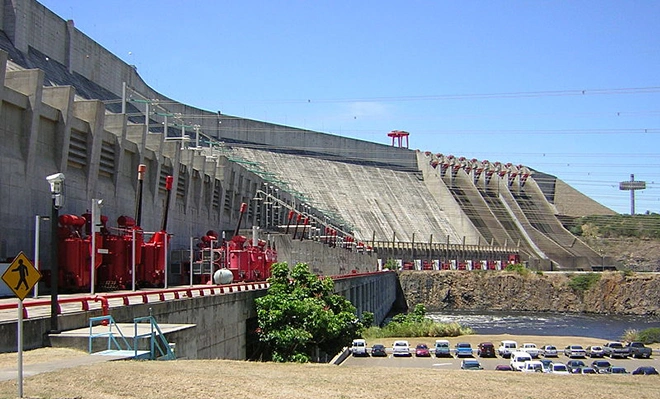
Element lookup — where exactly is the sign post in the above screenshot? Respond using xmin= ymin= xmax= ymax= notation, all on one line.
xmin=619 ymin=174 xmax=646 ymax=215
xmin=2 ymin=252 xmax=42 ymax=398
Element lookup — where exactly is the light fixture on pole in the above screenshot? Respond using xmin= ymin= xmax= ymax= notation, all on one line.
xmin=46 ymin=172 xmax=65 ymax=333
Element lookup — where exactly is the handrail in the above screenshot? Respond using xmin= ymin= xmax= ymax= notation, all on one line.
xmin=133 ymin=315 xmax=176 ymax=360
xmin=0 ymin=281 xmax=270 ymax=319
xmin=88 ymin=315 xmax=131 ymax=354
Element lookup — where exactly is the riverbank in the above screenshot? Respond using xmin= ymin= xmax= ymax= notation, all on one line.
xmin=398 ymin=270 xmax=660 ymax=315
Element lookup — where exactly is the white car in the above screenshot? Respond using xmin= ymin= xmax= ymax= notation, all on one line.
xmin=498 ymin=340 xmax=518 ymax=358
xmin=510 ymin=351 xmax=533 ymax=371
xmin=521 ymin=360 xmax=545 ymax=373
xmin=520 ymin=343 xmax=541 ymax=358
xmin=549 ymin=363 xmax=571 ymax=374
xmin=392 ymin=340 xmax=411 ymax=357
xmin=351 ymin=339 xmax=368 ymax=356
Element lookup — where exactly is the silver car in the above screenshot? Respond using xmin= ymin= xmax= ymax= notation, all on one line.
xmin=564 ymin=345 xmax=587 ymax=358
xmin=541 ymin=345 xmax=558 ymax=357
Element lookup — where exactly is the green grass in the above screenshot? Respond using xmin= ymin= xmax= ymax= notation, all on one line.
xmin=362 ymin=319 xmax=473 ymax=339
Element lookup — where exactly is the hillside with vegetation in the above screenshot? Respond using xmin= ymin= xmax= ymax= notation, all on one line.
xmin=569 ymin=214 xmax=660 ymax=272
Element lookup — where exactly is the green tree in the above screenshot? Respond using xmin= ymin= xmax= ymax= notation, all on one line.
xmin=255 ymin=262 xmax=362 ymax=362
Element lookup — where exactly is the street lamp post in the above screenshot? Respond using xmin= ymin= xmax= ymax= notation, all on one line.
xmin=46 ymin=173 xmax=65 ymax=333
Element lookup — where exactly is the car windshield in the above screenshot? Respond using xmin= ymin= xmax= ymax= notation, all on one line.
xmin=554 ymin=365 xmax=567 ymax=371
xmin=457 ymin=343 xmax=470 ymax=348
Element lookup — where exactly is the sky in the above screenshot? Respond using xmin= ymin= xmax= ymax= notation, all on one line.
xmin=39 ymin=0 xmax=660 ymax=215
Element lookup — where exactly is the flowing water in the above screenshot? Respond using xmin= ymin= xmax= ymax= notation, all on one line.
xmin=427 ymin=310 xmax=660 ymax=340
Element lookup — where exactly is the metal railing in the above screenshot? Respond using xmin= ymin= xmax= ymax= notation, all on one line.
xmin=88 ymin=315 xmax=131 ymax=354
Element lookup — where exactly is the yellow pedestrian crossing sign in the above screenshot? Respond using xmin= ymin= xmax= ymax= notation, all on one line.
xmin=2 ymin=252 xmax=41 ymax=300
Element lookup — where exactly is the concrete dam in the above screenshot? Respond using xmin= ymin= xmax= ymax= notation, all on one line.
xmin=0 ymin=0 xmax=616 ymax=276
xmin=0 ymin=0 xmax=628 ymax=361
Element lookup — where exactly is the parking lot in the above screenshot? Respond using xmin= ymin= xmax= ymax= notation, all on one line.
xmin=341 ymin=338 xmax=660 ymax=373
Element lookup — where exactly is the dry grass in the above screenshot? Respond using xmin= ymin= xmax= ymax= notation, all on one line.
xmin=0 ymin=335 xmax=657 ymax=399
xmin=0 ymin=347 xmax=87 ymax=369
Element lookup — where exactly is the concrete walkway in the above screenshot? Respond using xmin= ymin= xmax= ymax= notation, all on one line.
xmin=0 ymin=352 xmax=133 ymax=382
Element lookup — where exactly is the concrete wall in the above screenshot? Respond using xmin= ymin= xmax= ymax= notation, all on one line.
xmin=0 ymin=0 xmax=417 ymax=172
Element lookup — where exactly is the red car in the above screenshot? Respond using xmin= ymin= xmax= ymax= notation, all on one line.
xmin=415 ymin=343 xmax=431 ymax=357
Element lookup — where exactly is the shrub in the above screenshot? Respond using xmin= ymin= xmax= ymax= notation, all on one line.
xmin=638 ymin=327 xmax=660 ymax=344
xmin=505 ymin=263 xmax=529 ymax=276
xmin=361 ymin=311 xmax=375 ymax=328
xmin=568 ymin=273 xmax=601 ymax=292
xmin=362 ymin=305 xmax=473 ymax=339
xmin=621 ymin=328 xmax=639 ymax=342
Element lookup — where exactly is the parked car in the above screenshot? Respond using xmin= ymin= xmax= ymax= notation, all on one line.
xmin=415 ymin=343 xmax=430 ymax=357
xmin=494 ymin=364 xmax=514 ymax=371
xmin=539 ymin=358 xmax=553 ymax=372
xmin=461 ymin=358 xmax=483 ymax=370
xmin=566 ymin=359 xmax=587 ymax=373
xmin=351 ymin=339 xmax=368 ymax=356
xmin=477 ymin=342 xmax=496 ymax=358
xmin=455 ymin=342 xmax=474 ymax=358
xmin=434 ymin=340 xmax=451 ymax=357
xmin=586 ymin=345 xmax=605 ymax=358
xmin=564 ymin=345 xmax=587 ymax=358
xmin=541 ymin=345 xmax=558 ymax=357
xmin=579 ymin=367 xmax=598 ymax=374
xmin=498 ymin=340 xmax=518 ymax=358
xmin=609 ymin=366 xmax=629 ymax=374
xmin=631 ymin=366 xmax=659 ymax=375
xmin=392 ymin=340 xmax=411 ymax=357
xmin=521 ymin=360 xmax=545 ymax=373
xmin=591 ymin=359 xmax=612 ymax=373
xmin=626 ymin=342 xmax=653 ymax=359
xmin=550 ymin=363 xmax=571 ymax=374
xmin=370 ymin=344 xmax=387 ymax=357
xmin=510 ymin=351 xmax=533 ymax=371
xmin=521 ymin=343 xmax=541 ymax=358
xmin=603 ymin=342 xmax=629 ymax=359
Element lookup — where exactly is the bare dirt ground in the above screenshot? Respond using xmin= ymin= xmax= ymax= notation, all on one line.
xmin=0 ymin=335 xmax=658 ymax=399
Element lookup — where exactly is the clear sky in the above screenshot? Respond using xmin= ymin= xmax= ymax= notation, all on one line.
xmin=39 ymin=0 xmax=660 ymax=215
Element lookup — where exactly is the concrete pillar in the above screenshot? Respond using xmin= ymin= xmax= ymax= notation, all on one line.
xmin=5 ymin=69 xmax=44 ymax=176
xmin=42 ymin=86 xmax=76 ymax=173
xmin=72 ymin=100 xmax=106 ymax=199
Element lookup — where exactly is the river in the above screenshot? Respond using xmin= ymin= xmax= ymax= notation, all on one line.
xmin=427 ymin=310 xmax=660 ymax=340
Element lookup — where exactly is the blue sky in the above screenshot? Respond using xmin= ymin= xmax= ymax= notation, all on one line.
xmin=39 ymin=1 xmax=660 ymax=214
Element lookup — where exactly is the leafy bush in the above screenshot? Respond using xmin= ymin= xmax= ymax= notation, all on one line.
xmin=505 ymin=263 xmax=529 ymax=276
xmin=568 ymin=273 xmax=601 ymax=292
xmin=361 ymin=311 xmax=375 ymax=328
xmin=638 ymin=327 xmax=660 ymax=344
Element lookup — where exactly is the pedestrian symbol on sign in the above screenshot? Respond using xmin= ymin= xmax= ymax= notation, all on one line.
xmin=12 ymin=259 xmax=30 ymax=291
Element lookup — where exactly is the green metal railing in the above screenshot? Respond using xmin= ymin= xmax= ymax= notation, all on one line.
xmin=88 ymin=315 xmax=131 ymax=354
xmin=133 ymin=314 xmax=176 ymax=360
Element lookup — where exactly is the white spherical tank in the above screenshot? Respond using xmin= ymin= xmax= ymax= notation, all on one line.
xmin=213 ymin=268 xmax=234 ymax=285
